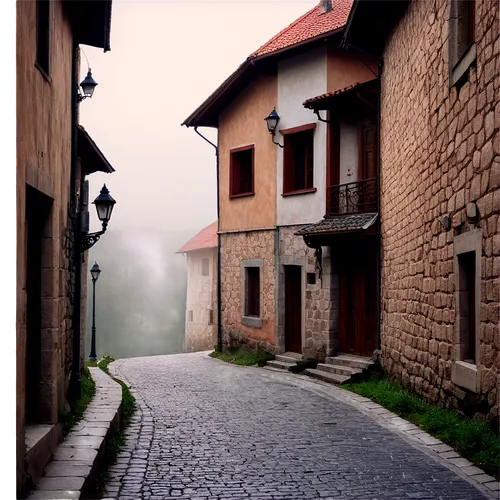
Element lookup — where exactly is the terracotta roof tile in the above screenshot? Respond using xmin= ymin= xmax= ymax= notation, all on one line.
xmin=251 ymin=0 xmax=354 ymax=58
xmin=176 ymin=221 xmax=218 ymax=254
xmin=302 ymin=79 xmax=376 ymax=108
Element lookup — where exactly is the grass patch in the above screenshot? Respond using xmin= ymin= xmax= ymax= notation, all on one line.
xmin=59 ymin=366 xmax=96 ymax=437
xmin=209 ymin=347 xmax=274 ymax=366
xmin=343 ymin=373 xmax=499 ymax=479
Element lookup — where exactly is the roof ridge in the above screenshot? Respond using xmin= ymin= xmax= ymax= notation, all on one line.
xmin=249 ymin=4 xmax=319 ymax=58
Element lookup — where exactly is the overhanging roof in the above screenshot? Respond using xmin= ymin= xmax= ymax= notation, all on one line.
xmin=296 ymin=213 xmax=378 ymax=238
xmin=176 ymin=221 xmax=218 ymax=254
xmin=78 ymin=126 xmax=115 ymax=175
xmin=303 ymin=79 xmax=378 ymax=110
xmin=182 ymin=0 xmax=354 ymax=129
xmin=64 ymin=0 xmax=113 ymax=52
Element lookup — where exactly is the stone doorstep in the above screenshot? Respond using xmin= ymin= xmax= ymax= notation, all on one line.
xmin=27 ymin=367 xmax=123 ymax=500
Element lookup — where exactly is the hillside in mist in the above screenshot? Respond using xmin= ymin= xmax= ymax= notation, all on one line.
xmin=84 ymin=227 xmax=196 ymax=360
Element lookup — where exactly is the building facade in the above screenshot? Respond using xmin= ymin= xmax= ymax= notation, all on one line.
xmin=183 ymin=0 xmax=380 ymax=362
xmin=177 ymin=221 xmax=218 ymax=352
xmin=342 ymin=0 xmax=499 ymax=422
xmin=16 ymin=0 xmax=114 ymax=494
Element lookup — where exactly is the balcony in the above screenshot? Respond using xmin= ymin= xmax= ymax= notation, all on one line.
xmin=327 ymin=178 xmax=378 ymax=216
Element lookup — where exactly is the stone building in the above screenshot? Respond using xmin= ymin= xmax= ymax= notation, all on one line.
xmin=16 ymin=0 xmax=115 ymax=495
xmin=177 ymin=221 xmax=218 ymax=352
xmin=183 ymin=0 xmax=382 ymax=370
xmin=340 ymin=0 xmax=499 ymax=422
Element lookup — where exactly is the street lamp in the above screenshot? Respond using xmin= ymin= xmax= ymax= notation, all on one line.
xmin=89 ymin=261 xmax=101 ymax=361
xmin=78 ymin=69 xmax=98 ymax=102
xmin=81 ymin=184 xmax=116 ymax=252
xmin=265 ymin=108 xmax=283 ymax=148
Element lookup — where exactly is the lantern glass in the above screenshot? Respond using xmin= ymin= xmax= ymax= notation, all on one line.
xmin=265 ymin=108 xmax=280 ymax=134
xmin=80 ymin=70 xmax=98 ymax=98
xmin=90 ymin=262 xmax=101 ymax=281
xmin=93 ymin=184 xmax=116 ymax=225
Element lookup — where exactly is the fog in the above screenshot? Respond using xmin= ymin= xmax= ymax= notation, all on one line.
xmin=80 ymin=0 xmax=317 ymax=359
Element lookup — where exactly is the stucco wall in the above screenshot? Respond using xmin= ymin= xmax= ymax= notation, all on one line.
xmin=326 ymin=45 xmax=379 ymax=92
xmin=277 ymin=47 xmax=327 ymax=226
xmin=219 ymin=74 xmax=278 ymax=232
xmin=184 ymin=248 xmax=217 ymax=352
xmin=380 ymin=0 xmax=499 ymax=421
xmin=220 ymin=230 xmax=276 ymax=352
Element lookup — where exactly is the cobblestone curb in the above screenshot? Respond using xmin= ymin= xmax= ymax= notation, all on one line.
xmin=27 ymin=367 xmax=122 ymax=500
xmin=260 ymin=364 xmax=500 ymax=499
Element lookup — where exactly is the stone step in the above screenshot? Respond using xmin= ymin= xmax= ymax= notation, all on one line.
xmin=282 ymin=351 xmax=303 ymax=360
xmin=315 ymin=363 xmax=363 ymax=377
xmin=304 ymin=368 xmax=350 ymax=385
xmin=275 ymin=354 xmax=301 ymax=364
xmin=265 ymin=360 xmax=296 ymax=371
xmin=325 ymin=354 xmax=374 ymax=370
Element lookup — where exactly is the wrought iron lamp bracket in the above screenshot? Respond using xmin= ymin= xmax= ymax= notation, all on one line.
xmin=81 ymin=230 xmax=105 ymax=252
xmin=271 ymin=134 xmax=283 ymax=148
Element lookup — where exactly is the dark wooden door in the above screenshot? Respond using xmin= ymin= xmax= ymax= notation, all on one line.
xmin=284 ymin=265 xmax=302 ymax=353
xmin=339 ymin=244 xmax=377 ymax=357
xmin=361 ymin=122 xmax=377 ymax=180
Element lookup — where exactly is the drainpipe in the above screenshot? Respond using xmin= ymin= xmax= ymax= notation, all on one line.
xmin=69 ymin=40 xmax=82 ymax=403
xmin=194 ymin=127 xmax=222 ymax=353
xmin=376 ymin=59 xmax=383 ymax=353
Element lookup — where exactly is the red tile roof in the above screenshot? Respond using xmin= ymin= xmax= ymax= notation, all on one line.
xmin=251 ymin=0 xmax=354 ymax=58
xmin=302 ymin=79 xmax=376 ymax=108
xmin=176 ymin=221 xmax=218 ymax=254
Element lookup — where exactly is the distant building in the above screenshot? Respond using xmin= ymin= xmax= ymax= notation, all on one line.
xmin=177 ymin=221 xmax=218 ymax=352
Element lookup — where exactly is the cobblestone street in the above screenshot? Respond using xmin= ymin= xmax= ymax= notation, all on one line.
xmin=104 ymin=352 xmax=494 ymax=500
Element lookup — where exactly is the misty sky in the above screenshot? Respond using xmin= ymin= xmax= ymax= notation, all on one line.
xmin=80 ymin=0 xmax=318 ymax=237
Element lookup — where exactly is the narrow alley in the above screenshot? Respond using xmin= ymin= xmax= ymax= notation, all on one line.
xmin=103 ymin=352 xmax=492 ymax=500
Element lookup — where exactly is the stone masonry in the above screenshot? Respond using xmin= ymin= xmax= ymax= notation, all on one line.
xmin=220 ymin=230 xmax=276 ymax=352
xmin=380 ymin=0 xmax=499 ymax=422
xmin=277 ymin=226 xmax=336 ymax=360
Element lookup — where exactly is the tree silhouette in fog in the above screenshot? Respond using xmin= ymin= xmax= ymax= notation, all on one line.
xmin=85 ymin=227 xmax=194 ymax=359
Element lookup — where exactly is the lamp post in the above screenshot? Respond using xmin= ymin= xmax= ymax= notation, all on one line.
xmin=89 ymin=262 xmax=101 ymax=361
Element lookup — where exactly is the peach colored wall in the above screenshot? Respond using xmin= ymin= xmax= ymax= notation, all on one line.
xmin=16 ymin=0 xmax=74 ymax=493
xmin=326 ymin=45 xmax=379 ymax=92
xmin=218 ymin=73 xmax=278 ymax=232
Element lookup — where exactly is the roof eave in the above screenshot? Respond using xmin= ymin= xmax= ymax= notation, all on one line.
xmin=182 ymin=27 xmax=345 ymax=129
xmin=78 ymin=126 xmax=115 ymax=175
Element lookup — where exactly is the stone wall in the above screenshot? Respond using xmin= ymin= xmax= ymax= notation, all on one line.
xmin=277 ymin=226 xmax=336 ymax=361
xmin=380 ymin=0 xmax=499 ymax=422
xmin=220 ymin=230 xmax=276 ymax=352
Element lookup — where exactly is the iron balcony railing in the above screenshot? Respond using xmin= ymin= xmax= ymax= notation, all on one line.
xmin=327 ymin=177 xmax=378 ymax=216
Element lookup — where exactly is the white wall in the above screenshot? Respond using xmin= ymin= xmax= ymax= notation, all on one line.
xmin=276 ymin=47 xmax=327 ymax=226
xmin=184 ymin=248 xmax=216 ymax=351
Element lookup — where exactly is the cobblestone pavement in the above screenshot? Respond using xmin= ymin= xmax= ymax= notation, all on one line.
xmin=105 ymin=352 xmax=493 ymax=500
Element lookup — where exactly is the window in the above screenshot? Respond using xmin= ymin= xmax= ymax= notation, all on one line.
xmin=201 ymin=258 xmax=209 ymax=276
xmin=245 ymin=267 xmax=260 ymax=317
xmin=36 ymin=0 xmax=50 ymax=76
xmin=458 ymin=252 xmax=476 ymax=364
xmin=283 ymin=126 xmax=315 ymax=195
xmin=307 ymin=272 xmax=316 ymax=285
xmin=230 ymin=146 xmax=254 ymax=197
xmin=452 ymin=229 xmax=481 ymax=393
xmin=208 ymin=309 xmax=214 ymax=325
xmin=188 ymin=310 xmax=193 ymax=322
xmin=449 ymin=0 xmax=476 ymax=86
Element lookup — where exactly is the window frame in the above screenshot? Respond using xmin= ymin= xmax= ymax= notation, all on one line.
xmin=451 ymin=229 xmax=481 ymax=393
xmin=201 ymin=257 xmax=210 ymax=277
xmin=240 ymin=259 xmax=263 ymax=328
xmin=229 ymin=145 xmax=255 ymax=199
xmin=281 ymin=123 xmax=317 ymax=196
xmin=35 ymin=0 xmax=51 ymax=79
xmin=449 ymin=0 xmax=476 ymax=87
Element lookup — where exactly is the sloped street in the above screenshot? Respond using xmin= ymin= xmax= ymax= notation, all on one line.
xmin=103 ymin=352 xmax=494 ymax=500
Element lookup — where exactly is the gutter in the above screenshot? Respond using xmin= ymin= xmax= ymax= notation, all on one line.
xmin=193 ymin=127 xmax=222 ymax=353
